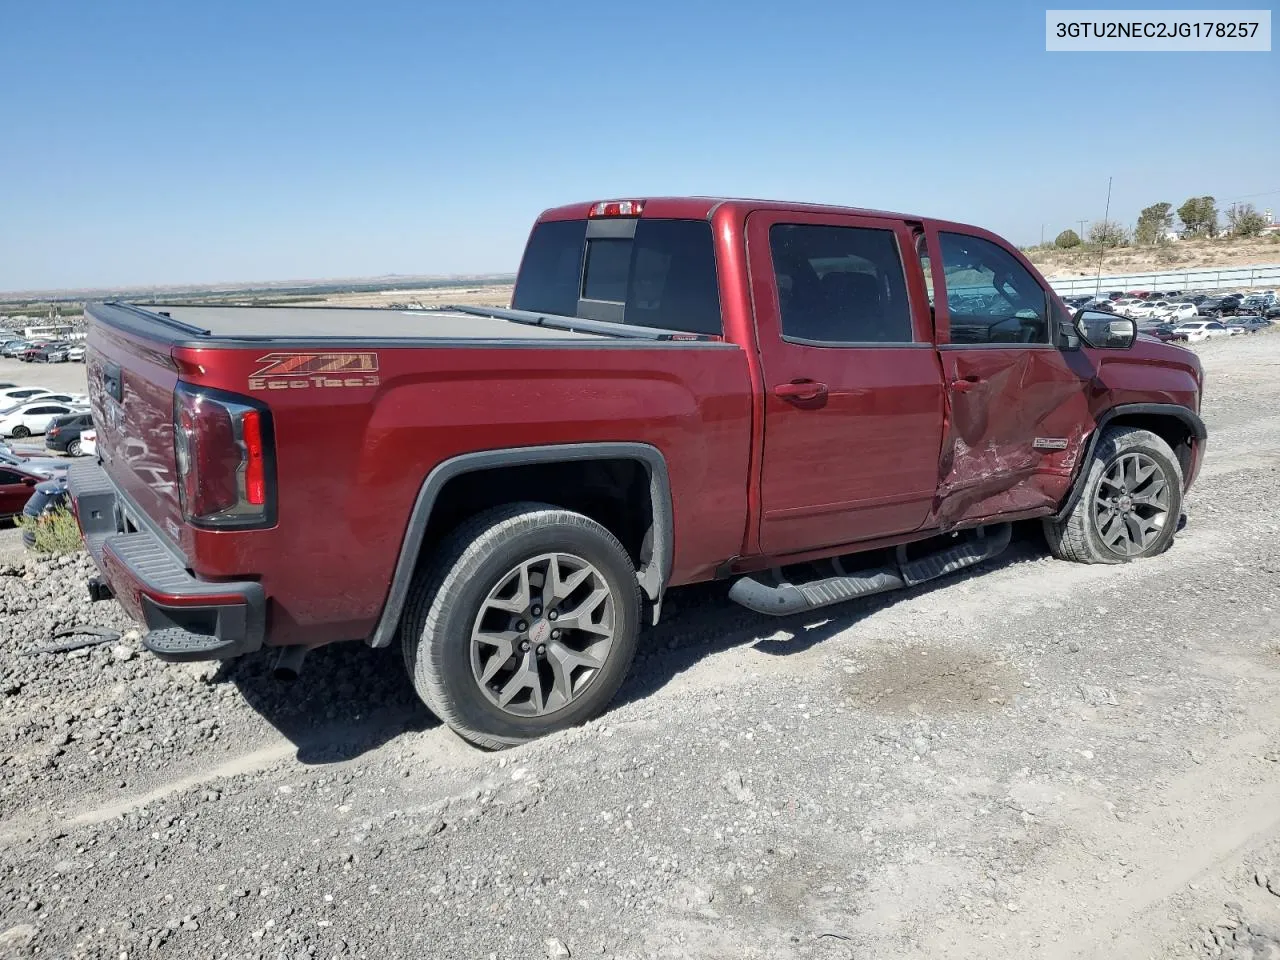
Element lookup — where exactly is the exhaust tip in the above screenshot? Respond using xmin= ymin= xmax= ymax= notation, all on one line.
xmin=272 ymin=646 xmax=308 ymax=684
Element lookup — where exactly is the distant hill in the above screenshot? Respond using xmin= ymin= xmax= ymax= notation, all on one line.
xmin=1 ymin=273 xmax=516 ymax=304
xmin=1026 ymin=233 xmax=1280 ymax=280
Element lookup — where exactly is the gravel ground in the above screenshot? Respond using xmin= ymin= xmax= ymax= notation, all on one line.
xmin=1 ymin=335 xmax=1279 ymax=960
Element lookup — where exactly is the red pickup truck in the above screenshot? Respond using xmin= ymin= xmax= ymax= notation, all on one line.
xmin=70 ymin=196 xmax=1206 ymax=748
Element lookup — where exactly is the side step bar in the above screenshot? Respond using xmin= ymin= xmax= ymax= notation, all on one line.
xmin=728 ymin=524 xmax=1012 ymax=617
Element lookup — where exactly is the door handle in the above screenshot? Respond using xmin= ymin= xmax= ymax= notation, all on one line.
xmin=950 ymin=375 xmax=985 ymax=393
xmin=774 ymin=379 xmax=828 ymax=402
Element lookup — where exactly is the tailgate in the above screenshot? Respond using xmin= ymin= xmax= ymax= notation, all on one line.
xmin=85 ymin=304 xmax=184 ymax=544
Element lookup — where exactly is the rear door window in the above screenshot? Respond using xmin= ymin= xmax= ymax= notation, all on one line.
xmin=513 ymin=218 xmax=722 ymax=335
xmin=769 ymin=223 xmax=914 ymax=344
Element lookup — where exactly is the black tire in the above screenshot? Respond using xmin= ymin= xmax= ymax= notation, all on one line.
xmin=67 ymin=439 xmax=82 ymax=457
xmin=1043 ymin=426 xmax=1184 ymax=564
xmin=10 ymin=426 xmax=30 ymax=439
xmin=400 ymin=502 xmax=641 ymax=749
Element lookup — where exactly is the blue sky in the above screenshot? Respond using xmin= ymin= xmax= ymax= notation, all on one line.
xmin=1 ymin=0 xmax=1276 ymax=292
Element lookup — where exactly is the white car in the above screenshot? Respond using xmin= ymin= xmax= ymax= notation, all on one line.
xmin=1127 ymin=300 xmax=1171 ymax=320
xmin=1174 ymin=320 xmax=1232 ymax=343
xmin=1158 ymin=303 xmax=1200 ymax=323
xmin=79 ymin=428 xmax=96 ymax=459
xmin=0 ymin=400 xmax=88 ymax=438
xmin=0 ymin=392 xmax=87 ymax=415
xmin=1112 ymin=297 xmax=1145 ymax=316
xmin=0 ymin=386 xmax=52 ymax=407
xmin=66 ymin=346 xmax=86 ymax=362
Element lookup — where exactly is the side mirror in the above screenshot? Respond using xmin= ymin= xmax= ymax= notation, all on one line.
xmin=22 ymin=477 xmax=36 ymax=486
xmin=1076 ymin=310 xmax=1136 ymax=349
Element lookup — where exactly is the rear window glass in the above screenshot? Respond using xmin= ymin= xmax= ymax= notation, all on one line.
xmin=513 ymin=218 xmax=722 ymax=335
xmin=511 ymin=220 xmax=586 ymax=319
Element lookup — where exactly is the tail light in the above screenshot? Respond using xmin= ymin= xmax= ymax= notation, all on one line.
xmin=173 ymin=383 xmax=276 ymax=528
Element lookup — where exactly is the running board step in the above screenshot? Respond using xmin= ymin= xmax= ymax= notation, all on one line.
xmin=728 ymin=523 xmax=1012 ymax=617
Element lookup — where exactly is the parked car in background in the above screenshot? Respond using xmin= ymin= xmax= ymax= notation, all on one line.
xmin=0 ymin=393 xmax=88 ymax=415
xmin=1112 ymin=297 xmax=1144 ymax=316
xmin=1197 ymin=296 xmax=1238 ymax=318
xmin=66 ymin=345 xmax=86 ymax=362
xmin=0 ymin=386 xmax=52 ymax=407
xmin=1175 ymin=320 xmax=1232 ymax=342
xmin=1225 ymin=316 xmax=1271 ymax=334
xmin=23 ymin=341 xmax=72 ymax=363
xmin=0 ymin=446 xmax=68 ymax=478
xmin=0 ymin=463 xmax=45 ymax=519
xmin=1158 ymin=303 xmax=1199 ymax=323
xmin=0 ymin=341 xmax=27 ymax=357
xmin=45 ymin=412 xmax=93 ymax=456
xmin=1128 ymin=300 xmax=1171 ymax=320
xmin=0 ymin=401 xmax=88 ymax=438
xmin=79 ymin=428 xmax=96 ymax=459
xmin=20 ymin=475 xmax=70 ymax=549
xmin=1141 ymin=322 xmax=1189 ymax=343
xmin=1241 ymin=293 xmax=1275 ymax=313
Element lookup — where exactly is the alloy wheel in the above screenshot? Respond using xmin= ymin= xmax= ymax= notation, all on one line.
xmin=470 ymin=552 xmax=616 ymax=717
xmin=1092 ymin=451 xmax=1171 ymax=557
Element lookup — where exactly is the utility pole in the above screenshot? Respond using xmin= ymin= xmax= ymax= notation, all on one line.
xmin=1040 ymin=224 xmax=1045 ymax=246
xmin=1094 ymin=177 xmax=1113 ymax=296
xmin=1077 ymin=219 xmax=1088 ymax=240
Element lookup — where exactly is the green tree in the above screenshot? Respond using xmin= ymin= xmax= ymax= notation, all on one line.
xmin=1226 ymin=202 xmax=1268 ymax=237
xmin=1134 ymin=202 xmax=1174 ymax=245
xmin=1177 ymin=196 xmax=1218 ymax=236
xmin=1088 ymin=219 xmax=1128 ymax=247
xmin=1054 ymin=229 xmax=1081 ymax=249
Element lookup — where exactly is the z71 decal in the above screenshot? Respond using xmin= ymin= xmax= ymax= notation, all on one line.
xmin=248 ymin=352 xmax=380 ymax=392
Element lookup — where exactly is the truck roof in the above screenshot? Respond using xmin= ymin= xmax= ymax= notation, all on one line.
xmin=537 ymin=196 xmax=930 ymax=225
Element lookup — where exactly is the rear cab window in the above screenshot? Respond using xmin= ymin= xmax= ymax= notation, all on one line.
xmin=513 ymin=218 xmax=722 ymax=336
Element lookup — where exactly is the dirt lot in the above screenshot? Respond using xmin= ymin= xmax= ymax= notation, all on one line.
xmin=1 ymin=335 xmax=1279 ymax=960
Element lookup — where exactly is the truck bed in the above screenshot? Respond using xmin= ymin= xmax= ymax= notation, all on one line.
xmin=139 ymin=305 xmax=609 ymax=341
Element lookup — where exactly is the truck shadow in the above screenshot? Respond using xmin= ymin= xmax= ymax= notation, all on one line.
xmin=216 ymin=643 xmax=437 ymax=765
xmin=614 ymin=525 xmax=1051 ymax=710
xmin=217 ymin=524 xmax=1048 ymax=761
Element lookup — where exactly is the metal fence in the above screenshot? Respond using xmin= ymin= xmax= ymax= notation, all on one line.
xmin=1047 ymin=264 xmax=1280 ymax=296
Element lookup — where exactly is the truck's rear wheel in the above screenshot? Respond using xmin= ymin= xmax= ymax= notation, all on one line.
xmin=1043 ymin=426 xmax=1183 ymax=564
xmin=400 ymin=502 xmax=641 ymax=749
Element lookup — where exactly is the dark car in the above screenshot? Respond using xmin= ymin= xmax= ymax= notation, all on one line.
xmin=1265 ymin=302 xmax=1280 ymax=319
xmin=1228 ymin=316 xmax=1272 ymax=334
xmin=0 ymin=464 xmax=44 ymax=520
xmin=1142 ymin=322 xmax=1189 ymax=343
xmin=1198 ymin=296 xmax=1239 ymax=318
xmin=20 ymin=475 xmax=69 ymax=549
xmin=44 ymin=412 xmax=93 ymax=456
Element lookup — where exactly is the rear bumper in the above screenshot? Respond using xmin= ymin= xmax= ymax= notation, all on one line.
xmin=68 ymin=459 xmax=266 ymax=662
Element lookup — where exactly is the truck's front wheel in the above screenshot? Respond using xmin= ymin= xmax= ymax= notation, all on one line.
xmin=400 ymin=502 xmax=641 ymax=749
xmin=1043 ymin=426 xmax=1184 ymax=564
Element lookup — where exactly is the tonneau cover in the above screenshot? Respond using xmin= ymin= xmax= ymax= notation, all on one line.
xmin=139 ymin=305 xmax=608 ymax=341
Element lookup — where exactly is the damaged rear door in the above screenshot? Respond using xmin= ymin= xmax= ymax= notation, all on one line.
xmin=918 ymin=226 xmax=1093 ymax=528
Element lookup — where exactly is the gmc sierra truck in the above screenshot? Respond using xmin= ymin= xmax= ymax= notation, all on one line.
xmin=70 ymin=196 xmax=1206 ymax=748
